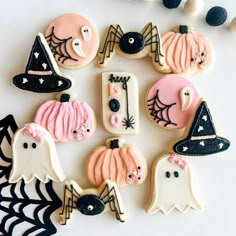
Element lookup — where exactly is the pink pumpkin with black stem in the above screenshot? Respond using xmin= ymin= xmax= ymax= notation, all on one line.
xmin=87 ymin=138 xmax=147 ymax=187
xmin=157 ymin=25 xmax=214 ymax=74
xmin=34 ymin=93 xmax=96 ymax=142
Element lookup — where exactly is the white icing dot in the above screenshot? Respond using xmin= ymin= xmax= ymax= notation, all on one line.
xmin=202 ymin=115 xmax=207 ymax=121
xmin=87 ymin=205 xmax=94 ymax=211
xmin=22 ymin=78 xmax=28 ymax=84
xmin=39 ymin=78 xmax=44 ymax=84
xmin=183 ymin=146 xmax=188 ymax=152
xmin=198 ymin=126 xmax=204 ymax=132
xmin=34 ymin=52 xmax=39 ymax=59
xmin=219 ymin=143 xmax=224 ymax=149
xmin=58 ymin=81 xmax=63 ymax=86
xmin=199 ymin=141 xmax=205 ymax=146
xmin=42 ymin=63 xmax=47 ymax=70
xmin=128 ymin=38 xmax=135 ymax=44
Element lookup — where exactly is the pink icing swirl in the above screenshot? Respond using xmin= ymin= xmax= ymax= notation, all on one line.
xmin=23 ymin=125 xmax=45 ymax=142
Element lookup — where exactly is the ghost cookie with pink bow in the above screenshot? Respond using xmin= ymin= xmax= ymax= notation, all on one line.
xmin=9 ymin=123 xmax=65 ymax=184
xmin=45 ymin=13 xmax=99 ymax=69
xmin=146 ymin=153 xmax=202 ymax=214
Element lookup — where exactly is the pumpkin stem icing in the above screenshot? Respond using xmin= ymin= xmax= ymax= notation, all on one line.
xmin=60 ymin=93 xmax=70 ymax=102
xmin=110 ymin=139 xmax=120 ymax=149
xmin=179 ymin=25 xmax=189 ymax=34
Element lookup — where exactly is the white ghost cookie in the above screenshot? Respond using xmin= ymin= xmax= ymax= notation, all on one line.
xmin=101 ymin=72 xmax=139 ymax=134
xmin=146 ymin=153 xmax=202 ymax=214
xmin=9 ymin=123 xmax=65 ymax=184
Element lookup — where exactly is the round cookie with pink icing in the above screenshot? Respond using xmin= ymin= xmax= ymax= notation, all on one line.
xmin=156 ymin=25 xmax=214 ymax=74
xmin=45 ymin=13 xmax=99 ymax=69
xmin=87 ymin=137 xmax=147 ymax=187
xmin=146 ymin=75 xmax=201 ymax=129
xmin=34 ymin=93 xmax=96 ymax=142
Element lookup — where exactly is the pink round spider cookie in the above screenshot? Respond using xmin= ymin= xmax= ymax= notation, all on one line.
xmin=146 ymin=75 xmax=201 ymax=129
xmin=45 ymin=13 xmax=99 ymax=69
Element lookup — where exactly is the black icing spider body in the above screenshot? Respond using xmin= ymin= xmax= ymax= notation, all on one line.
xmin=76 ymin=194 xmax=105 ymax=216
xmin=60 ymin=179 xmax=127 ymax=224
xmin=98 ymin=23 xmax=165 ymax=70
xmin=119 ymin=32 xmax=145 ymax=54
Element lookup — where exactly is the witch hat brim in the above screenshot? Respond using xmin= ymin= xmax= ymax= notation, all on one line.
xmin=12 ymin=33 xmax=72 ymax=93
xmin=172 ymin=100 xmax=230 ymax=156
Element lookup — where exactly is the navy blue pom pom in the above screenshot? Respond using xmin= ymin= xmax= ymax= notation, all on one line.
xmin=163 ymin=0 xmax=182 ymax=9
xmin=206 ymin=6 xmax=227 ymax=26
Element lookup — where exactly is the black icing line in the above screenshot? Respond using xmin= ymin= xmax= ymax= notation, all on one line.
xmin=147 ymin=89 xmax=177 ymax=127
xmin=45 ymin=26 xmax=78 ymax=64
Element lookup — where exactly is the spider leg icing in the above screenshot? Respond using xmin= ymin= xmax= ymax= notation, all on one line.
xmin=142 ymin=23 xmax=165 ymax=67
xmin=99 ymin=180 xmax=127 ymax=222
xmin=98 ymin=25 xmax=124 ymax=66
xmin=60 ymin=182 xmax=81 ymax=225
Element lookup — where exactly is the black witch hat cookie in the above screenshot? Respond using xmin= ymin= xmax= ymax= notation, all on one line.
xmin=12 ymin=33 xmax=72 ymax=93
xmin=171 ymin=100 xmax=230 ymax=156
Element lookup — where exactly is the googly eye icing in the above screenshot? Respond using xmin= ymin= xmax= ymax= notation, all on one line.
xmin=87 ymin=205 xmax=94 ymax=211
xmin=82 ymin=25 xmax=91 ymax=41
xmin=128 ymin=38 xmax=134 ymax=44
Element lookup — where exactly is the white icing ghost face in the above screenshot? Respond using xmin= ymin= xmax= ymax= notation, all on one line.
xmin=147 ymin=153 xmax=202 ymax=214
xmin=102 ymin=72 xmax=139 ymax=135
xmin=9 ymin=123 xmax=65 ymax=184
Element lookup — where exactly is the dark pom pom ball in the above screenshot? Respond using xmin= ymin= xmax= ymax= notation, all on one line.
xmin=163 ymin=0 xmax=182 ymax=9
xmin=206 ymin=6 xmax=228 ymax=26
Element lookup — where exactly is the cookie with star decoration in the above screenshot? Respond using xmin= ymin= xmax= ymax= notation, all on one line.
xmin=171 ymin=100 xmax=230 ymax=156
xmin=12 ymin=33 xmax=73 ymax=93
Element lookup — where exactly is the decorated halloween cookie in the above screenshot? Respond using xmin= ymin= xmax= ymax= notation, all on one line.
xmin=12 ymin=33 xmax=72 ymax=93
xmin=98 ymin=23 xmax=165 ymax=70
xmin=146 ymin=153 xmax=202 ymax=214
xmin=34 ymin=93 xmax=96 ymax=143
xmin=0 ymin=115 xmax=62 ymax=236
xmin=45 ymin=13 xmax=99 ymax=69
xmin=9 ymin=123 xmax=65 ymax=184
xmin=87 ymin=137 xmax=147 ymax=187
xmin=60 ymin=179 xmax=127 ymax=224
xmin=102 ymin=72 xmax=139 ymax=134
xmin=146 ymin=75 xmax=200 ymax=129
xmin=171 ymin=100 xmax=230 ymax=156
xmin=157 ymin=25 xmax=213 ymax=74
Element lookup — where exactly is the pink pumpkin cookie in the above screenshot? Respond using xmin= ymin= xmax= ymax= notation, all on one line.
xmin=156 ymin=25 xmax=213 ymax=74
xmin=87 ymin=137 xmax=147 ymax=187
xmin=146 ymin=75 xmax=200 ymax=129
xmin=34 ymin=93 xmax=96 ymax=142
xmin=45 ymin=13 xmax=99 ymax=69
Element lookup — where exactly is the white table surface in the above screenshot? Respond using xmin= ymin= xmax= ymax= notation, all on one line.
xmin=1 ymin=0 xmax=236 ymax=235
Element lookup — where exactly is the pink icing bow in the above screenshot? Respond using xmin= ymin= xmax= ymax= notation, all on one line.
xmin=23 ymin=125 xmax=45 ymax=142
xmin=168 ymin=154 xmax=188 ymax=170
